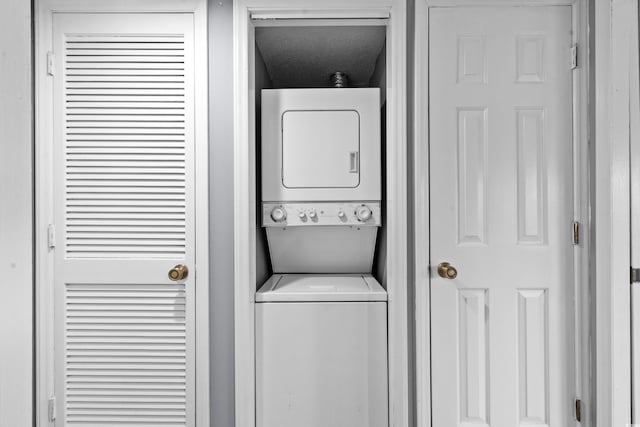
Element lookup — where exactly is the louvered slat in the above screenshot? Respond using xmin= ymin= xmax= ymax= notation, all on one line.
xmin=64 ymin=36 xmax=186 ymax=259
xmin=66 ymin=283 xmax=187 ymax=425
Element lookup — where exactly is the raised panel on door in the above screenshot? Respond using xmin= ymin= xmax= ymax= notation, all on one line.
xmin=51 ymin=13 xmax=196 ymax=427
xmin=282 ymin=110 xmax=360 ymax=188
xmin=428 ymin=6 xmax=574 ymax=427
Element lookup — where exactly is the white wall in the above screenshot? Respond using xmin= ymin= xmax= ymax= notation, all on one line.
xmin=0 ymin=0 xmax=33 ymax=425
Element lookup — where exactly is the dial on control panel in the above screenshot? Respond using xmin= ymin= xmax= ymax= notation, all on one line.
xmin=270 ymin=206 xmax=287 ymax=222
xmin=355 ymin=205 xmax=373 ymax=222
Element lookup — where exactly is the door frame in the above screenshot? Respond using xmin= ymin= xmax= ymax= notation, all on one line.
xmin=413 ymin=0 xmax=593 ymax=426
xmin=630 ymin=0 xmax=640 ymax=418
xmin=34 ymin=1 xmax=210 ymax=425
xmin=232 ymin=1 xmax=408 ymax=427
xmin=594 ymin=0 xmax=634 ymax=425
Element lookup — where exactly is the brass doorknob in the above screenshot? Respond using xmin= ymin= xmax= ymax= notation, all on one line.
xmin=168 ymin=264 xmax=188 ymax=281
xmin=437 ymin=262 xmax=457 ymax=279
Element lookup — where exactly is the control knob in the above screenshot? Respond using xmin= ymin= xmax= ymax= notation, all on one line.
xmin=270 ymin=206 xmax=287 ymax=223
xmin=355 ymin=205 xmax=373 ymax=222
xmin=308 ymin=210 xmax=317 ymax=220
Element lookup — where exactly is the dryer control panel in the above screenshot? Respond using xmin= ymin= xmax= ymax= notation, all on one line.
xmin=263 ymin=202 xmax=381 ymax=227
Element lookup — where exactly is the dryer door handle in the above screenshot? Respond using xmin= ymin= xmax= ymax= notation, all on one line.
xmin=349 ymin=152 xmax=359 ymax=173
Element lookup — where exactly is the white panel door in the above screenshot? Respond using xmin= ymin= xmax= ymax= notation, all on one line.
xmin=51 ymin=13 xmax=196 ymax=426
xmin=282 ymin=110 xmax=360 ymax=189
xmin=428 ymin=7 xmax=574 ymax=427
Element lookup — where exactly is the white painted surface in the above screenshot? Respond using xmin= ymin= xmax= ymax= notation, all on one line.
xmin=569 ymin=1 xmax=591 ymax=425
xmin=261 ymin=88 xmax=381 ymax=201
xmin=428 ymin=6 xmax=574 ymax=426
xmin=414 ymin=2 xmax=591 ymax=427
xmin=634 ymin=285 xmax=640 ymax=421
xmin=51 ymin=13 xmax=197 ymax=426
xmin=412 ymin=5 xmax=431 ymax=426
xmin=629 ymin=0 xmax=640 ymax=419
xmin=594 ymin=0 xmax=632 ymax=426
xmin=36 ymin=1 xmax=209 ymax=425
xmin=632 ymin=0 xmax=640 ymax=282
xmin=256 ymin=300 xmax=388 ymax=427
xmin=0 ymin=0 xmax=33 ymax=425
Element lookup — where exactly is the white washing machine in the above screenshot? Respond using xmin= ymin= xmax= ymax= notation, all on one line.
xmin=255 ymin=274 xmax=388 ymax=427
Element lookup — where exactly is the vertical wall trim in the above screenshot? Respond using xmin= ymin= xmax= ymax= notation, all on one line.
xmin=594 ymin=0 xmax=632 ymax=425
xmin=406 ymin=1 xmax=417 ymax=427
xmin=232 ymin=2 xmax=255 ymax=426
xmin=0 ymin=0 xmax=34 ymax=425
xmin=630 ymin=0 xmax=640 ymax=419
xmin=413 ymin=2 xmax=430 ymax=426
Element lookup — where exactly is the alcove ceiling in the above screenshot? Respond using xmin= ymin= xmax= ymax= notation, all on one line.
xmin=255 ymin=26 xmax=386 ymax=88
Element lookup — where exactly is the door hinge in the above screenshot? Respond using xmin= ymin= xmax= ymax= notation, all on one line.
xmin=46 ymin=51 xmax=55 ymax=76
xmin=47 ymin=224 xmax=56 ymax=249
xmin=575 ymin=398 xmax=582 ymax=422
xmin=573 ymin=221 xmax=580 ymax=245
xmin=632 ymin=267 xmax=640 ymax=284
xmin=48 ymin=396 xmax=56 ymax=422
xmin=571 ymin=44 xmax=578 ymax=70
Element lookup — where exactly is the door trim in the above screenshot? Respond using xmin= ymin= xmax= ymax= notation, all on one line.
xmin=630 ymin=0 xmax=640 ymax=419
xmin=34 ymin=1 xmax=210 ymax=425
xmin=594 ymin=0 xmax=634 ymax=425
xmin=232 ymin=2 xmax=408 ymax=427
xmin=413 ymin=1 xmax=592 ymax=426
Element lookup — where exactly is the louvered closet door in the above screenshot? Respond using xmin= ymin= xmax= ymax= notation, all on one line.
xmin=51 ymin=13 xmax=196 ymax=427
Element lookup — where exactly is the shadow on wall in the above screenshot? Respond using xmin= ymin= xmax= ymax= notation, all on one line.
xmin=208 ymin=0 xmax=235 ymax=426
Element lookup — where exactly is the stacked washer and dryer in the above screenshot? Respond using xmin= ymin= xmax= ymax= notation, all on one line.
xmin=255 ymin=87 xmax=388 ymax=427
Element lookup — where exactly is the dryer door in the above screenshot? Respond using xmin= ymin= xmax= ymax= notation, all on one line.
xmin=282 ymin=110 xmax=360 ymax=188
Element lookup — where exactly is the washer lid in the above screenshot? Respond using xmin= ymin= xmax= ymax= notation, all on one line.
xmin=256 ymin=274 xmax=387 ymax=302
